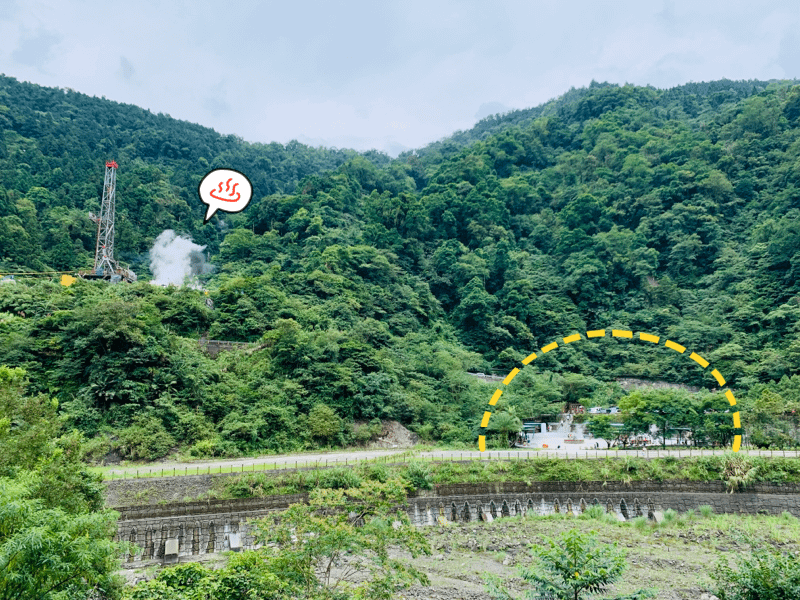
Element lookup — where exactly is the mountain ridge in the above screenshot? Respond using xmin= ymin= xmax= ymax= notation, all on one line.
xmin=1 ymin=74 xmax=799 ymax=454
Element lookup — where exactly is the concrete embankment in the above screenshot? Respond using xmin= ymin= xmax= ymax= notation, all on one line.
xmin=111 ymin=479 xmax=800 ymax=567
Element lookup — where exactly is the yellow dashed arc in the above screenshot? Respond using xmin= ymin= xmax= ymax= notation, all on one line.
xmin=478 ymin=328 xmax=742 ymax=453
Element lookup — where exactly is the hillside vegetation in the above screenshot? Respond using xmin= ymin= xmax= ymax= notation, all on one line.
xmin=2 ymin=75 xmax=800 ymax=458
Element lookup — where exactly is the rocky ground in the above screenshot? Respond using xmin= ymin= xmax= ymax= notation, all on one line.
xmin=371 ymin=420 xmax=420 ymax=449
xmin=397 ymin=516 xmax=720 ymax=600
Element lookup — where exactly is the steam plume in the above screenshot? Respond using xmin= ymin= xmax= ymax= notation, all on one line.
xmin=149 ymin=230 xmax=213 ymax=287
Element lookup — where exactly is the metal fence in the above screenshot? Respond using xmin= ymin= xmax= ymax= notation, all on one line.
xmin=101 ymin=446 xmax=800 ymax=481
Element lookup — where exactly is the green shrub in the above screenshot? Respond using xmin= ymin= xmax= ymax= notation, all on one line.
xmin=621 ymin=456 xmax=642 ymax=473
xmin=281 ymin=470 xmax=312 ymax=494
xmin=188 ymin=437 xmax=238 ymax=458
xmin=225 ymin=473 xmax=277 ymax=499
xmin=118 ymin=415 xmax=175 ymax=461
xmin=721 ymin=454 xmax=759 ymax=492
xmin=404 ymin=460 xmax=432 ymax=490
xmin=579 ymin=504 xmax=606 ymax=520
xmin=699 ymin=505 xmax=714 ymax=518
xmin=60 ymin=393 xmax=104 ymax=437
xmin=172 ymin=408 xmax=215 ymax=444
xmin=711 ymin=546 xmax=800 ymax=599
xmin=353 ymin=426 xmax=375 ymax=446
xmin=413 ymin=423 xmax=435 ymax=442
xmin=631 ymin=516 xmax=650 ymax=532
xmin=361 ymin=463 xmax=389 ymax=483
xmin=439 ymin=424 xmax=472 ymax=444
xmin=79 ymin=432 xmax=120 ymax=464
xmin=646 ymin=462 xmax=665 ymax=481
xmin=485 ymin=528 xmax=656 ymax=600
xmin=155 ymin=562 xmax=210 ymax=589
xmin=318 ymin=467 xmax=363 ymax=490
xmin=352 ymin=418 xmax=383 ymax=446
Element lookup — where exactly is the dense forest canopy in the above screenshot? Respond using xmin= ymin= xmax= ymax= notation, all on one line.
xmin=1 ymin=74 xmax=800 ymax=456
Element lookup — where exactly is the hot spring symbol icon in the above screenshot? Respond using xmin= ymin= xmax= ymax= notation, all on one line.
xmin=199 ymin=168 xmax=253 ymax=223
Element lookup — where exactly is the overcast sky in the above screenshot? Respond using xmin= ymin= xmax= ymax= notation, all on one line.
xmin=2 ymin=0 xmax=799 ymax=156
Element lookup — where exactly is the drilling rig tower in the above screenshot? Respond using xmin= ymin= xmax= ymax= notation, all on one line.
xmin=81 ymin=161 xmax=136 ymax=283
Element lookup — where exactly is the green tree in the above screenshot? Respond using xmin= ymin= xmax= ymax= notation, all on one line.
xmin=0 ymin=475 xmax=123 ymax=600
xmin=0 ymin=366 xmax=123 ymax=600
xmin=585 ymin=414 xmax=616 ymax=448
xmin=454 ymin=277 xmax=499 ymax=352
xmin=485 ymin=528 xmax=654 ymax=600
xmin=487 ymin=405 xmax=522 ymax=448
xmin=0 ymin=366 xmax=61 ymax=475
xmin=618 ymin=390 xmax=697 ymax=447
xmin=0 ymin=366 xmax=104 ymax=513
xmin=123 ymin=557 xmax=290 ymax=600
xmin=307 ymin=403 xmax=343 ymax=446
xmin=251 ymin=479 xmax=430 ymax=600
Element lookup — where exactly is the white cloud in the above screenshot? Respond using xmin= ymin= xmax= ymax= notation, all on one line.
xmin=11 ymin=28 xmax=60 ymax=70
xmin=1 ymin=0 xmax=799 ymax=156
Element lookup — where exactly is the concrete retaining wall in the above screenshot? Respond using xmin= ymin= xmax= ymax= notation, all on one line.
xmin=105 ymin=472 xmax=262 ymax=508
xmin=113 ymin=480 xmax=800 ymax=566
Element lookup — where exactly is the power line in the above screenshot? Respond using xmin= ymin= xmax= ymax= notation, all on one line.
xmin=0 ymin=271 xmax=79 ymax=276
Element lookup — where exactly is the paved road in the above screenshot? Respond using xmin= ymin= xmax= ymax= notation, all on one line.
xmin=101 ymin=446 xmax=799 ymax=479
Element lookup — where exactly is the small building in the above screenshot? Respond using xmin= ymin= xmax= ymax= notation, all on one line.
xmin=517 ymin=419 xmax=548 ymax=446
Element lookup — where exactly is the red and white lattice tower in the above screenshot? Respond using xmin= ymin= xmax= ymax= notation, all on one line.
xmin=93 ymin=160 xmax=119 ymax=276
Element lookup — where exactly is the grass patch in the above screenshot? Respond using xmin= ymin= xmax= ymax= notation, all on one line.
xmin=177 ymin=454 xmax=800 ymax=502
xmin=105 ymin=453 xmax=800 ymax=506
xmin=422 ymin=454 xmax=800 ymax=488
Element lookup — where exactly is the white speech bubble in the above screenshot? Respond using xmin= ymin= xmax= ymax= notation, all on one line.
xmin=199 ymin=168 xmax=253 ymax=224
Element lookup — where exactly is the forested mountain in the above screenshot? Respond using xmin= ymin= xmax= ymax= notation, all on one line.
xmin=2 ymin=74 xmax=800 ymax=456
xmin=0 ymin=74 xmax=372 ymax=274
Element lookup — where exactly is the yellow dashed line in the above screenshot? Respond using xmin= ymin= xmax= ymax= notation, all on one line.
xmin=503 ymin=368 xmax=520 ymax=385
xmin=665 ymin=340 xmax=686 ymax=353
xmin=481 ymin=328 xmax=742 ymax=453
xmin=639 ymin=332 xmax=660 ymax=343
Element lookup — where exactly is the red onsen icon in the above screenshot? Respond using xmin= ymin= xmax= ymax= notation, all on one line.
xmin=209 ymin=178 xmax=241 ymax=202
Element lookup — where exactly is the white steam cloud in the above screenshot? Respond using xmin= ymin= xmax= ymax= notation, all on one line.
xmin=149 ymin=230 xmax=213 ymax=287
